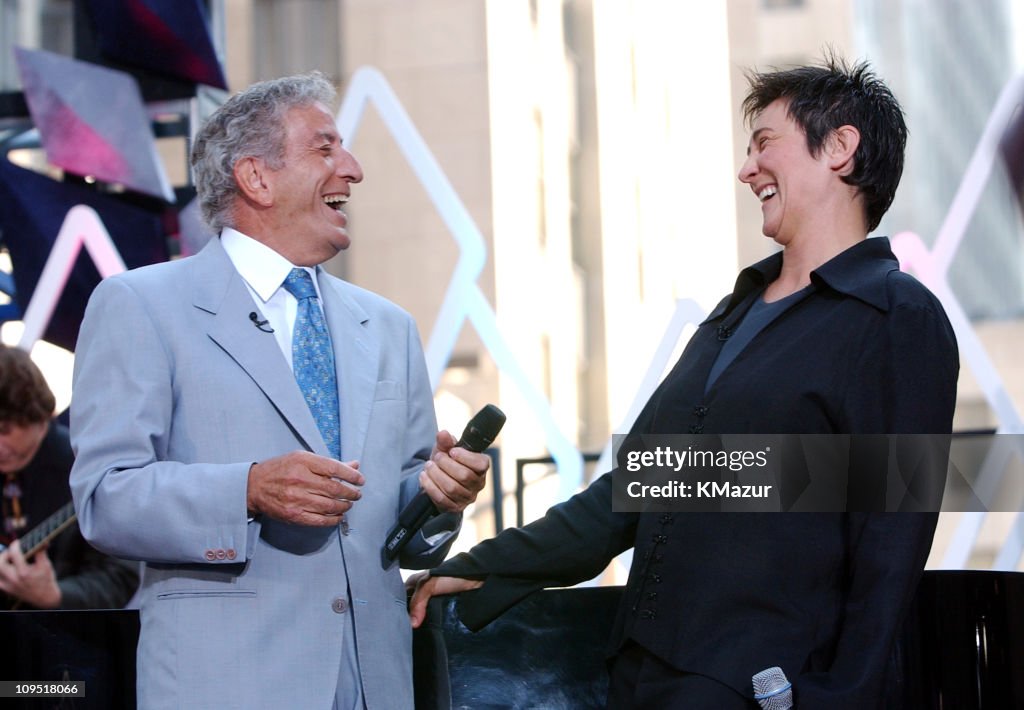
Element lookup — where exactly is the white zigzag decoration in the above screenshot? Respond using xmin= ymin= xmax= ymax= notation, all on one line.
xmin=17 ymin=205 xmax=127 ymax=350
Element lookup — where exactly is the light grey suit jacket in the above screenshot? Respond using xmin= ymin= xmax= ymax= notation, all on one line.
xmin=70 ymin=237 xmax=455 ymax=709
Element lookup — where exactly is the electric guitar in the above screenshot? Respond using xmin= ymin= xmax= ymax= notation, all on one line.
xmin=1 ymin=501 xmax=77 ymax=609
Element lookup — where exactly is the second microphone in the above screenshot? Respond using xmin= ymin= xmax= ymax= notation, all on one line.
xmin=382 ymin=404 xmax=506 ymax=565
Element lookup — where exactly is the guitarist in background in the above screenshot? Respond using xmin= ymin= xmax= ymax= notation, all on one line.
xmin=0 ymin=344 xmax=138 ymax=609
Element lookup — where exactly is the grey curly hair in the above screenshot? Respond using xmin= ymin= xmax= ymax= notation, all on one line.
xmin=190 ymin=71 xmax=337 ymax=232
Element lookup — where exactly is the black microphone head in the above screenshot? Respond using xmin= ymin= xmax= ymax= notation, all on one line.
xmin=458 ymin=404 xmax=506 ymax=452
xmin=752 ymin=666 xmax=792 ymax=710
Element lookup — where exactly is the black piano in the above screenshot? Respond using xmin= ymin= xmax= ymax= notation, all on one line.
xmin=1 ymin=571 xmax=1022 ymax=709
xmin=412 ymin=571 xmax=1024 ymax=709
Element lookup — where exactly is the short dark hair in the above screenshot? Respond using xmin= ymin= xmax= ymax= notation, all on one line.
xmin=0 ymin=345 xmax=55 ymax=425
xmin=742 ymin=54 xmax=907 ymax=232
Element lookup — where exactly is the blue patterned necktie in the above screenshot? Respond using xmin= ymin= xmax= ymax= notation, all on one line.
xmin=283 ymin=268 xmax=341 ymax=460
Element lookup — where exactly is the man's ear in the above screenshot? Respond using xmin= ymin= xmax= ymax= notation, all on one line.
xmin=827 ymin=125 xmax=860 ymax=177
xmin=233 ymin=156 xmax=274 ymax=207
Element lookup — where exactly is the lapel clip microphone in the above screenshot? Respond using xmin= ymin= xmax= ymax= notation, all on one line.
xmin=249 ymin=312 xmax=275 ymax=333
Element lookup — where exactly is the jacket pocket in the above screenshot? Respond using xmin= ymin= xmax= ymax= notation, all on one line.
xmin=156 ymin=589 xmax=257 ymax=600
xmin=375 ymin=380 xmax=406 ymax=401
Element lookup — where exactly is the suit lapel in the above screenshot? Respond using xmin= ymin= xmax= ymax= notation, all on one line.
xmin=193 ymin=239 xmax=328 ymax=457
xmin=318 ymin=271 xmax=378 ymax=463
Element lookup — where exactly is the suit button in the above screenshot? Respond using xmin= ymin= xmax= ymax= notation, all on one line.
xmin=226 ymin=549 xmax=237 ymax=560
xmin=331 ymin=597 xmax=348 ymax=614
xmin=204 ymin=550 xmax=216 ymax=561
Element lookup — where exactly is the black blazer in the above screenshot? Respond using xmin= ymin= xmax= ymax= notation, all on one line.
xmin=434 ymin=238 xmax=959 ymax=708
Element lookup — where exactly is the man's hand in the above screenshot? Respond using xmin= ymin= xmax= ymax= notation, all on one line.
xmin=418 ymin=430 xmax=491 ymax=513
xmin=406 ymin=571 xmax=483 ymax=628
xmin=0 ymin=540 xmax=62 ymax=609
xmin=247 ymin=451 xmax=364 ymax=526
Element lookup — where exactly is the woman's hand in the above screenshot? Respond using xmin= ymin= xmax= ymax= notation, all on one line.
xmin=407 ymin=571 xmax=483 ymax=628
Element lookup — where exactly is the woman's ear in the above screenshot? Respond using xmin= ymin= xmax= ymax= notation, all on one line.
xmin=827 ymin=125 xmax=860 ymax=177
xmin=233 ymin=156 xmax=274 ymax=206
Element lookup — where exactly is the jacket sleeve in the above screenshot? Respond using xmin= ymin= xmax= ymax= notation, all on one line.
xmin=796 ymin=295 xmax=958 ymax=708
xmin=429 ymin=364 xmax=677 ymax=630
xmin=794 ymin=512 xmax=938 ymax=708
xmin=69 ymin=276 xmax=256 ymax=564
xmin=431 ymin=471 xmax=637 ymax=630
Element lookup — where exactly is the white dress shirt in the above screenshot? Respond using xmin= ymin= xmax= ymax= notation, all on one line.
xmin=220 ymin=227 xmax=325 ymax=369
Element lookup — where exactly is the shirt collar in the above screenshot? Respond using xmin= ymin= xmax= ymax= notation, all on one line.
xmin=709 ymin=236 xmax=899 ymax=321
xmin=220 ymin=228 xmax=320 ymax=303
xmin=809 ymin=236 xmax=897 ymax=310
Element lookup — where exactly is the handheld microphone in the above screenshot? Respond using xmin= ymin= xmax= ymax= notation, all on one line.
xmin=382 ymin=404 xmax=506 ymax=565
xmin=249 ymin=311 xmax=274 ymax=333
xmin=753 ymin=666 xmax=792 ymax=710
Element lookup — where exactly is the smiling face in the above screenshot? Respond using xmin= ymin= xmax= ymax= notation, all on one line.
xmin=738 ymin=99 xmax=833 ymax=246
xmin=258 ymin=102 xmax=364 ymax=265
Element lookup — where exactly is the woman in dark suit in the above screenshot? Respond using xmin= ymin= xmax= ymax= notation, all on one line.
xmin=409 ymin=56 xmax=958 ymax=709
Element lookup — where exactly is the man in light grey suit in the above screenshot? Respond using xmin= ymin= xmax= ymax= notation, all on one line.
xmin=69 ymin=72 xmax=490 ymax=709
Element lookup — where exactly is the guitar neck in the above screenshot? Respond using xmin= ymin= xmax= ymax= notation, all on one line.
xmin=17 ymin=501 xmax=77 ymax=558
